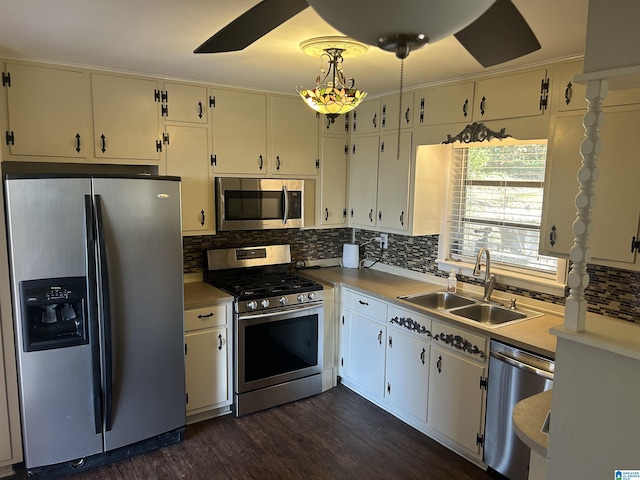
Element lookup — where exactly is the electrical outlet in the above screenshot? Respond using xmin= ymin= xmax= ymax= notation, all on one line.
xmin=380 ymin=233 xmax=388 ymax=250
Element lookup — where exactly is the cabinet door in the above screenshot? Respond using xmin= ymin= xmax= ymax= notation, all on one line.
xmin=271 ymin=95 xmax=319 ymax=176
xmin=416 ymin=82 xmax=475 ymax=126
xmin=92 ymin=73 xmax=161 ymax=161
xmin=349 ymin=136 xmax=379 ymax=227
xmin=474 ymin=69 xmax=548 ymax=121
xmin=428 ymin=346 xmax=486 ymax=455
xmin=185 ymin=327 xmax=229 ymax=412
xmin=556 ymin=60 xmax=640 ymax=112
xmin=4 ymin=63 xmax=87 ymax=159
xmin=377 ymin=131 xmax=411 ymax=231
xmin=352 ymin=99 xmax=380 ymax=135
xmin=541 ymin=109 xmax=640 ymax=264
xmin=164 ymin=82 xmax=208 ymax=123
xmin=319 ymin=136 xmax=348 ymax=226
xmin=211 ymin=88 xmax=267 ymax=175
xmin=164 ymin=124 xmax=214 ymax=234
xmin=342 ymin=311 xmax=386 ymax=399
xmin=381 ymin=92 xmax=414 ymax=131
xmin=385 ymin=330 xmax=429 ymax=423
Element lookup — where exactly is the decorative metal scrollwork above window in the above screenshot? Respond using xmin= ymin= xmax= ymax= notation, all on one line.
xmin=433 ymin=332 xmax=486 ymax=359
xmin=442 ymin=122 xmax=511 ymax=144
xmin=390 ymin=316 xmax=431 ymax=337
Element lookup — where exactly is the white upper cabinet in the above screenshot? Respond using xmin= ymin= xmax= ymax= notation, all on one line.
xmin=351 ymin=99 xmax=381 ymax=135
xmin=210 ymin=88 xmax=267 ymax=175
xmin=376 ymin=131 xmax=411 ymax=231
xmin=270 ymin=95 xmax=319 ymax=176
xmin=3 ymin=62 xmax=88 ymax=160
xmin=473 ymin=68 xmax=549 ymax=121
xmin=321 ymin=113 xmax=350 ymax=135
xmin=162 ymin=82 xmax=209 ymax=124
xmin=164 ymin=124 xmax=214 ymax=235
xmin=348 ymin=135 xmax=380 ymax=227
xmin=416 ymin=82 xmax=475 ymax=126
xmin=319 ymin=136 xmax=348 ymax=227
xmin=91 ymin=73 xmax=161 ymax=162
xmin=380 ymin=92 xmax=414 ymax=131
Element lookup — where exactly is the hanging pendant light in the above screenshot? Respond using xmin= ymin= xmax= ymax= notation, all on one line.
xmin=296 ymin=36 xmax=368 ymax=122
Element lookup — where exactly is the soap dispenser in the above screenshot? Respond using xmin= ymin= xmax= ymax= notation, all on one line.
xmin=447 ymin=268 xmax=458 ymax=293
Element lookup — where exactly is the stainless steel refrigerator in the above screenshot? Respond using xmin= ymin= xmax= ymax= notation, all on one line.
xmin=3 ymin=174 xmax=186 ymax=476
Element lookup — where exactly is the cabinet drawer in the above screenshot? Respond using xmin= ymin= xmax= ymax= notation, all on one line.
xmin=342 ymin=289 xmax=387 ymax=323
xmin=431 ymin=320 xmax=487 ymax=362
xmin=388 ymin=305 xmax=432 ymax=341
xmin=184 ymin=304 xmax=227 ymax=331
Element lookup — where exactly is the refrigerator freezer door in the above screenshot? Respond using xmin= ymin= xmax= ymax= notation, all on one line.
xmin=4 ymin=177 xmax=103 ymax=467
xmin=92 ymin=177 xmax=185 ymax=451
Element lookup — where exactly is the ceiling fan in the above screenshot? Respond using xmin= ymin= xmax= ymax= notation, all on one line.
xmin=194 ymin=0 xmax=541 ymax=67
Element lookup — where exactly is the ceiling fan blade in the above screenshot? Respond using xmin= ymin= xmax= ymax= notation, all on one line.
xmin=453 ymin=0 xmax=541 ymax=67
xmin=194 ymin=0 xmax=308 ymax=53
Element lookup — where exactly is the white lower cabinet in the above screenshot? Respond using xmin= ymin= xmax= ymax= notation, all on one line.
xmin=428 ymin=321 xmax=488 ymax=459
xmin=184 ymin=303 xmax=232 ymax=421
xmin=339 ymin=288 xmax=488 ymax=464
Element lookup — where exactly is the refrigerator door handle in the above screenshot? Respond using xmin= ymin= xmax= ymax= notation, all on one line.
xmin=95 ymin=194 xmax=114 ymax=432
xmin=85 ymin=195 xmax=103 ymax=435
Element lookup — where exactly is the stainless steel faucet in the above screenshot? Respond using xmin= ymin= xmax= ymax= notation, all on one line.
xmin=473 ymin=247 xmax=496 ymax=302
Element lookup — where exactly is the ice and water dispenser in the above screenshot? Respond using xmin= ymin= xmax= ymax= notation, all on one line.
xmin=19 ymin=277 xmax=88 ymax=352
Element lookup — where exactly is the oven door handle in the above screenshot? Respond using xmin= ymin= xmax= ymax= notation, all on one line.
xmin=282 ymin=185 xmax=289 ymax=225
xmin=238 ymin=303 xmax=322 ymax=321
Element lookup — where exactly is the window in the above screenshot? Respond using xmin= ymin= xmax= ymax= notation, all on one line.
xmin=447 ymin=140 xmax=559 ymax=278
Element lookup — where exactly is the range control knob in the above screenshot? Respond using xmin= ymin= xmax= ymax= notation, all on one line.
xmin=260 ymin=299 xmax=270 ymax=308
xmin=247 ymin=300 xmax=258 ymax=310
xmin=279 ymin=296 xmax=288 ymax=306
xmin=308 ymin=292 xmax=316 ymax=301
xmin=297 ymin=294 xmax=305 ymax=302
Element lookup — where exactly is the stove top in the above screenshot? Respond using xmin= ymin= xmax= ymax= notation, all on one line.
xmin=210 ymin=272 xmax=321 ymax=300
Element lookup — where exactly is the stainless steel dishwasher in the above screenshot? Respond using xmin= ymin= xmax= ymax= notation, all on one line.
xmin=484 ymin=340 xmax=554 ymax=480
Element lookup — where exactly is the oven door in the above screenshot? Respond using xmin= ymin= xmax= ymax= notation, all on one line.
xmin=235 ymin=303 xmax=323 ymax=394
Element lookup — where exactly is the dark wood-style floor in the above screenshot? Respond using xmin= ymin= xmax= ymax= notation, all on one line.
xmin=14 ymin=385 xmax=495 ymax=479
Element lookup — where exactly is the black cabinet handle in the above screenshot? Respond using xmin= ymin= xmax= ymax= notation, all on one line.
xmin=387 ymin=382 xmax=391 ymax=394
xmin=436 ymin=355 xmax=442 ymax=373
xmin=404 ymin=107 xmax=410 ymax=124
xmin=276 ymin=155 xmax=281 ymax=170
xmin=198 ymin=101 xmax=203 ymax=118
xmin=463 ymin=98 xmax=469 ymax=117
xmin=479 ymin=96 xmax=486 ymax=116
xmin=420 ymin=348 xmax=426 ymax=365
xmin=378 ymin=330 xmax=382 ymax=345
xmin=259 ymin=155 xmax=263 ymax=170
xmin=100 ymin=134 xmax=106 ymax=153
xmin=197 ymin=312 xmax=215 ymax=319
xmin=75 ymin=133 xmax=81 ymax=153
xmin=564 ymin=82 xmax=573 ymax=105
xmin=201 ymin=210 xmax=205 ymax=226
xmin=218 ymin=334 xmax=224 ymax=350
xmin=549 ymin=225 xmax=557 ymax=247
xmin=369 ymin=209 xmax=374 ymax=222
xmin=324 ymin=208 xmax=329 ymax=221
xmin=372 ymin=113 xmax=377 ymax=129
xmin=400 ymin=211 xmax=404 ymax=226
xmin=358 ymin=300 xmax=369 ymax=306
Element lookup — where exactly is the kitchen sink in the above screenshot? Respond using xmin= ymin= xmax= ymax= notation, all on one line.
xmin=449 ymin=303 xmax=527 ymax=326
xmin=399 ymin=291 xmax=476 ymax=310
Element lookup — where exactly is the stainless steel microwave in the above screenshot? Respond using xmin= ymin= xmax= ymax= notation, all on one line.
xmin=216 ymin=178 xmax=304 ymax=231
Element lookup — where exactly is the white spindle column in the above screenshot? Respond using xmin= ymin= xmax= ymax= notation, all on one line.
xmin=564 ymin=78 xmax=608 ymax=332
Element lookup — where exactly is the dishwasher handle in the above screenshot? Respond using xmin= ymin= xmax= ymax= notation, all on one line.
xmin=490 ymin=350 xmax=554 ymax=381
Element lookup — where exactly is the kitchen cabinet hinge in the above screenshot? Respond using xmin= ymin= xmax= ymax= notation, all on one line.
xmin=539 ymin=77 xmax=550 ymax=111
xmin=631 ymin=235 xmax=640 ymax=253
xmin=154 ymin=89 xmax=161 ymax=102
xmin=388 ymin=336 xmax=393 ymax=347
xmin=1 ymin=72 xmax=10 ymax=87
xmin=156 ymin=140 xmax=162 ymax=152
xmin=161 ymin=90 xmax=168 ymax=103
xmin=342 ymin=208 xmax=347 ymax=218
xmin=476 ymin=434 xmax=484 ymax=447
xmin=184 ymin=343 xmax=187 ymax=355
xmin=163 ymin=133 xmax=170 ymax=145
xmin=344 ymin=114 xmax=350 ymax=133
xmin=186 ymin=392 xmax=189 ymax=404
xmin=315 ymin=158 xmax=319 ymax=169
xmin=380 ymin=141 xmax=385 ymax=153
xmin=480 ymin=376 xmax=488 ymax=390
xmin=5 ymin=131 xmax=15 ymax=146
xmin=161 ymin=105 xmax=169 ymax=117
xmin=341 ymin=357 xmax=343 ymax=367
xmin=352 ymin=144 xmax=356 ymax=155
xmin=344 ymin=144 xmax=348 ymax=155
xmin=209 ymin=95 xmax=216 ymax=108
xmin=211 ymin=154 xmax=216 ymax=166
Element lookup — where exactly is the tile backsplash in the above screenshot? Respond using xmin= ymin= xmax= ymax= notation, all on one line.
xmin=184 ymin=228 xmax=639 ymax=324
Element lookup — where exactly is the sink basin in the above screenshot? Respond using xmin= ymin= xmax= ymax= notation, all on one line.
xmin=449 ymin=303 xmax=527 ymax=326
xmin=400 ymin=291 xmax=476 ymax=310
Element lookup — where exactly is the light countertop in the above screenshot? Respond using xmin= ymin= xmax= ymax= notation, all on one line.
xmin=184 ymin=281 xmax=233 ymax=310
xmin=512 ymin=389 xmax=552 ymax=457
xmin=298 ymin=266 xmax=560 ymax=358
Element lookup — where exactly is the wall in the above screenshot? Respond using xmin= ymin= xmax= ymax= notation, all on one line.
xmin=184 ymin=227 xmax=640 ymax=324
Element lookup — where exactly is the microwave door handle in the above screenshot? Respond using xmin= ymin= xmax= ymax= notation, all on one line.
xmin=282 ymin=185 xmax=289 ymax=224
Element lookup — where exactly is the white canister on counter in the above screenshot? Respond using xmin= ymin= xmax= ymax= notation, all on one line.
xmin=342 ymin=243 xmax=360 ymax=268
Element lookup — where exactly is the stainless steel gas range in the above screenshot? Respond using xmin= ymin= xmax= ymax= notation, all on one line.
xmin=204 ymin=244 xmax=324 ymax=416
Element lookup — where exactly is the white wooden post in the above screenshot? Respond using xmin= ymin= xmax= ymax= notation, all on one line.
xmin=564 ymin=78 xmax=608 ymax=332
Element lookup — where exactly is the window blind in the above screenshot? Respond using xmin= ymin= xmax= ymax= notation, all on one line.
xmin=448 ymin=142 xmax=558 ymax=274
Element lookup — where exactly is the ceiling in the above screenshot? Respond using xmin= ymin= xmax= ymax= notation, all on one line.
xmin=0 ymin=1 xmax=589 ymax=96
